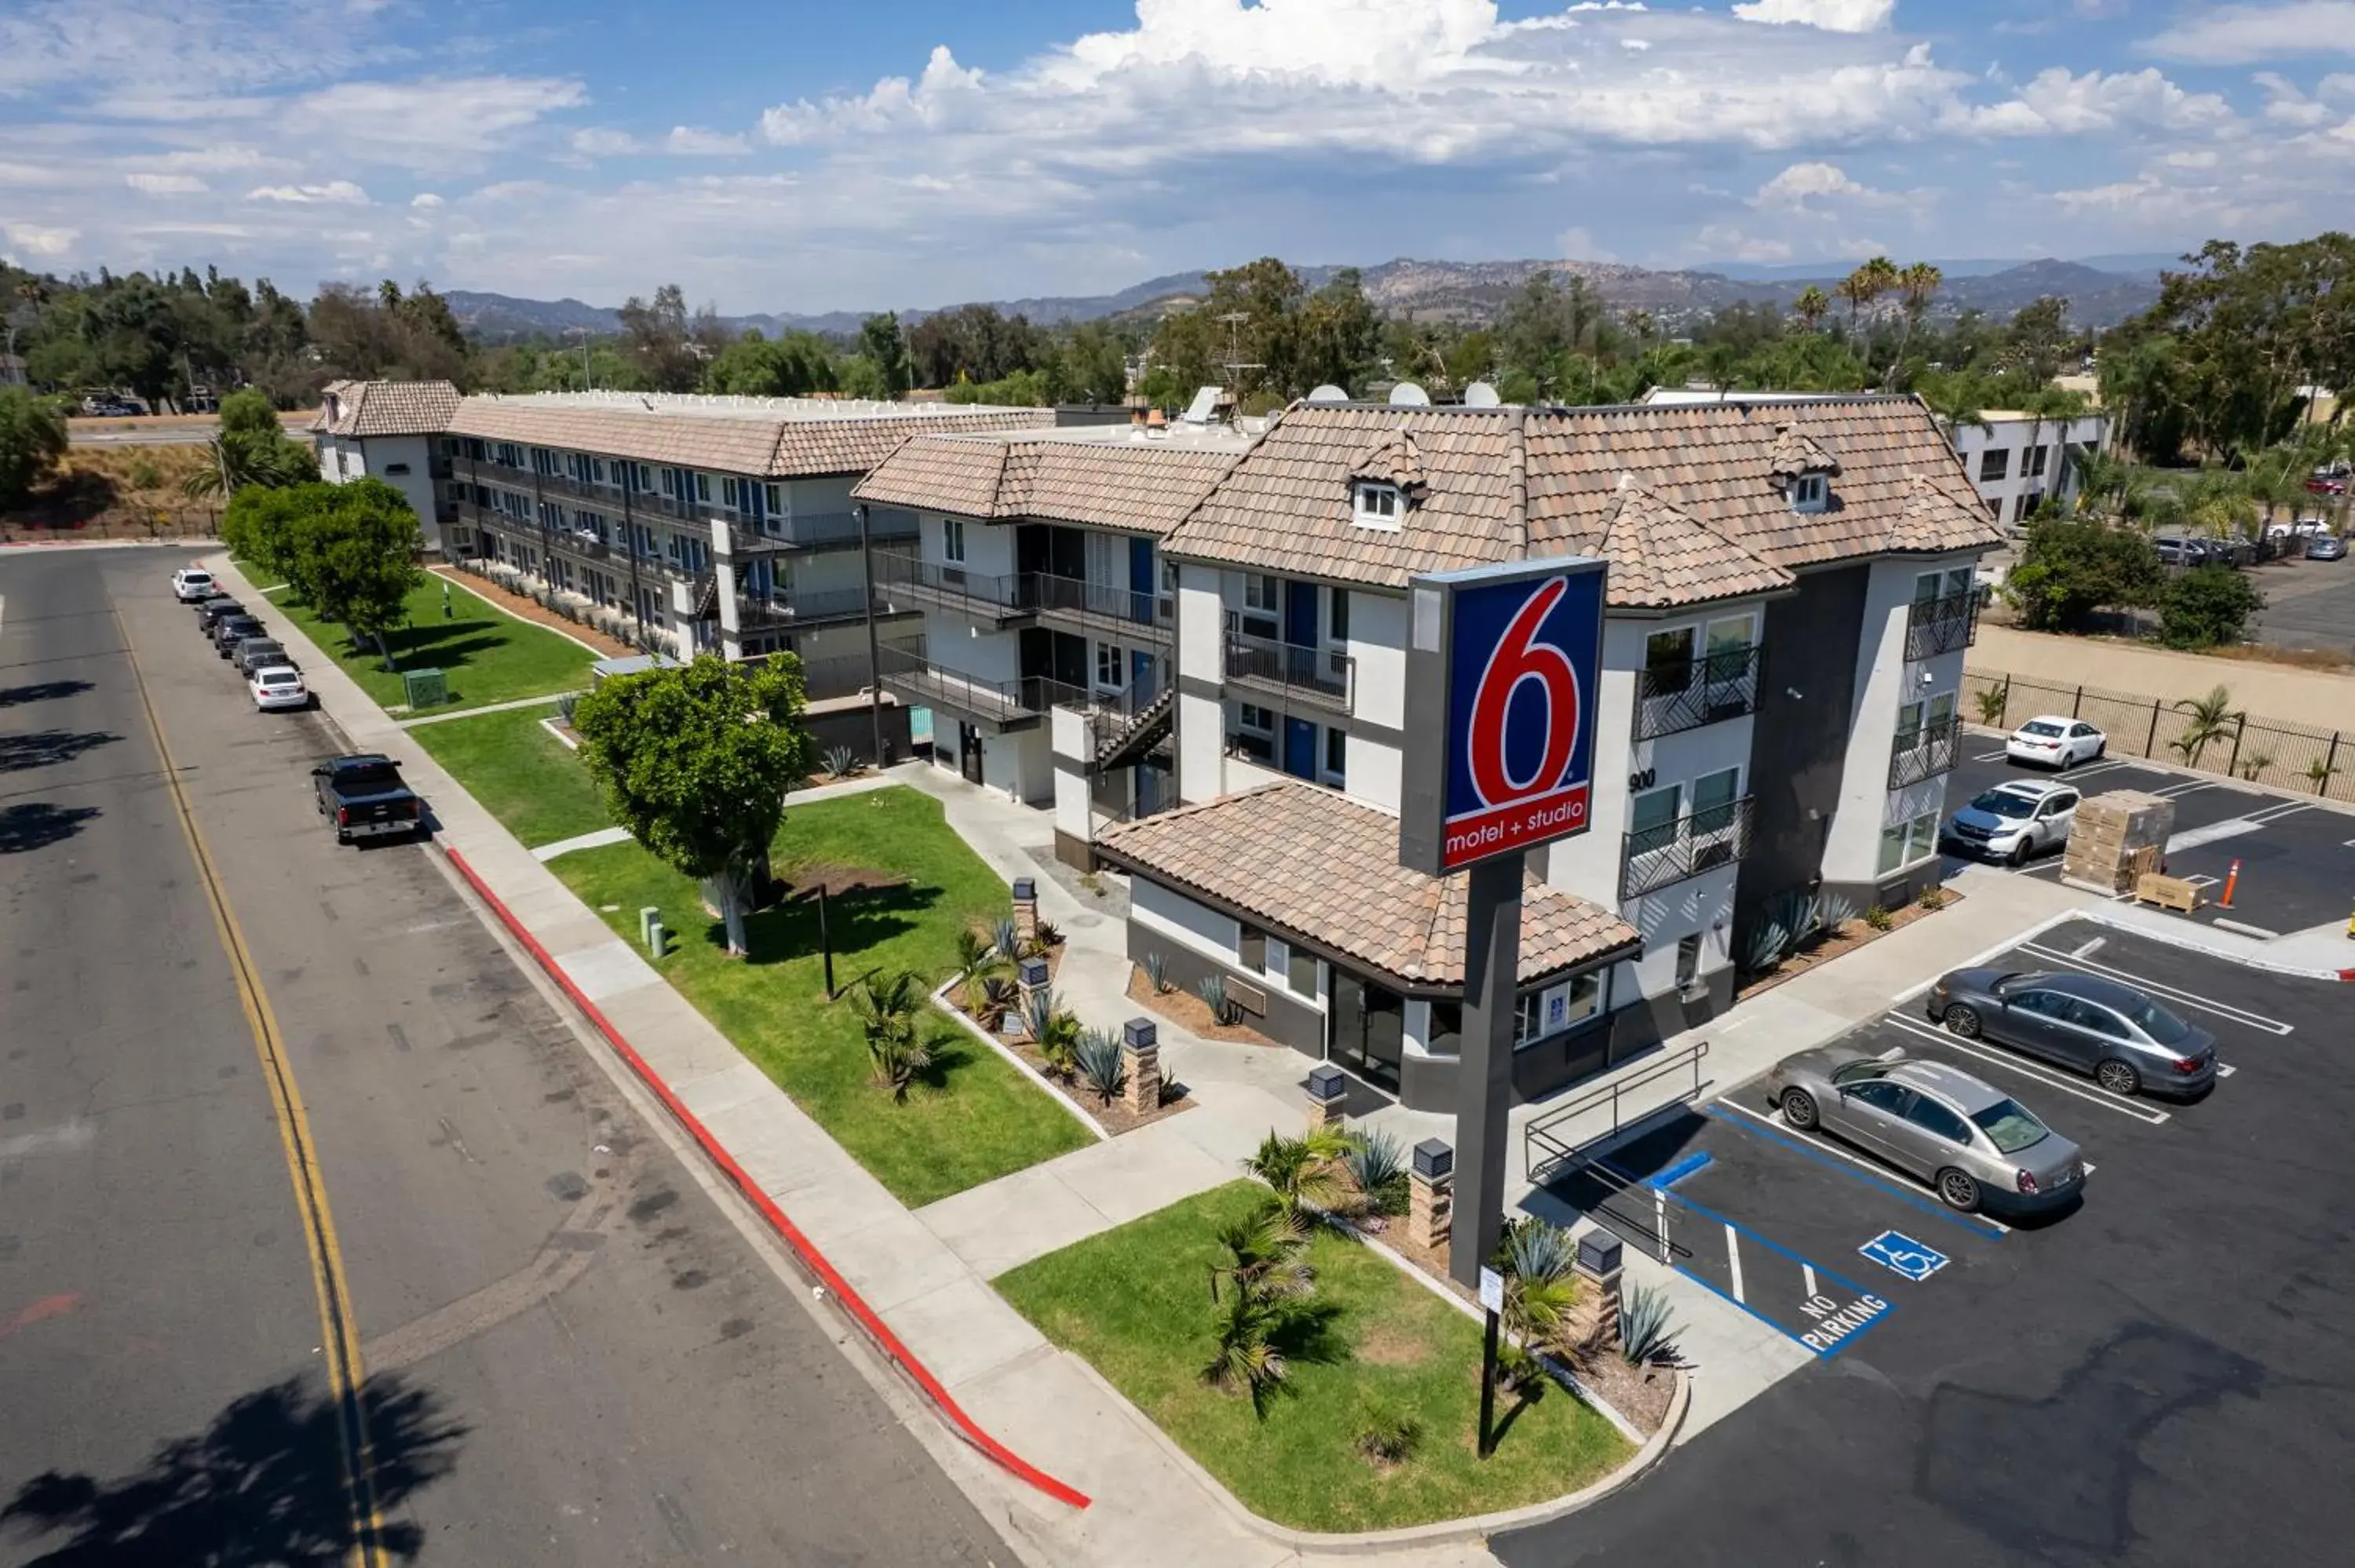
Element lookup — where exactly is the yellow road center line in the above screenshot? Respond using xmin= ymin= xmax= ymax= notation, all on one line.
xmin=111 ymin=603 xmax=388 ymax=1568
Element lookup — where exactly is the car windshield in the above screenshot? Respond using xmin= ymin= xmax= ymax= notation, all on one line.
xmin=1971 ymin=1098 xmax=2050 ymax=1154
xmin=2021 ymin=721 xmax=2064 ymax=738
xmin=1969 ymin=790 xmax=2038 ymax=820
xmin=2123 ymin=996 xmax=2193 ymax=1045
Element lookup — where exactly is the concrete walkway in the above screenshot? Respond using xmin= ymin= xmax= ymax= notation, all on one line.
xmin=396 ymin=690 xmax=570 ymax=727
xmin=530 ymin=824 xmax=633 ymax=861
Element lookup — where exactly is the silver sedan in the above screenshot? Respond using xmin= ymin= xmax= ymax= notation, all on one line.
xmin=1764 ymin=1046 xmax=2087 ymax=1214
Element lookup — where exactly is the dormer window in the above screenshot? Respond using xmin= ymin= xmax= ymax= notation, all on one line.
xmin=1790 ymin=472 xmax=1829 ymax=514
xmin=1353 ymin=482 xmax=1402 ymax=530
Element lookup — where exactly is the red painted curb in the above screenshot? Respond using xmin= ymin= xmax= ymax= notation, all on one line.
xmin=442 ymin=846 xmax=1092 ymax=1511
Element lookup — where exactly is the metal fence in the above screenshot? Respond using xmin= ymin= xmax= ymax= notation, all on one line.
xmin=1963 ymin=668 xmax=2355 ymax=804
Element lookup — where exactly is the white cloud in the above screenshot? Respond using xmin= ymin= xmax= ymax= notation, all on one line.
xmin=246 ymin=181 xmax=371 ymax=205
xmin=125 ymin=171 xmax=208 ymax=194
xmin=1557 ymin=225 xmax=1618 ymax=261
xmin=571 ymin=127 xmax=641 ymax=157
xmin=283 ymin=77 xmax=589 ymax=167
xmin=1731 ymin=0 xmax=1895 ymax=32
xmin=1692 ymin=223 xmax=1794 ymax=262
xmin=1961 ymin=67 xmax=2235 ymax=136
xmin=411 ymin=191 xmax=445 ymax=208
xmin=665 ymin=126 xmax=751 ymax=157
xmin=2141 ymin=2 xmax=2355 ymax=64
xmin=1749 ymin=160 xmax=1890 ymax=206
xmin=3 ymin=223 xmax=79 ymax=257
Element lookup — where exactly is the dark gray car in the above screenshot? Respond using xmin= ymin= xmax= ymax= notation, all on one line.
xmin=1765 ymin=1046 xmax=2086 ymax=1214
xmin=212 ymin=615 xmax=266 ymax=656
xmin=234 ymin=638 xmax=291 ymax=677
xmin=1927 ymin=968 xmax=2218 ymax=1099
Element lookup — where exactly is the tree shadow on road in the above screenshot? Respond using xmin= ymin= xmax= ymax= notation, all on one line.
xmin=0 ymin=681 xmax=95 ymax=709
xmin=1 ymin=1373 xmax=467 ymax=1566
xmin=0 ymin=802 xmax=101 ymax=855
xmin=0 ymin=730 xmax=122 ymax=775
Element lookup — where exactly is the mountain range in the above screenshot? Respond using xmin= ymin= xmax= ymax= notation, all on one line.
xmin=442 ymin=253 xmax=2166 ymax=344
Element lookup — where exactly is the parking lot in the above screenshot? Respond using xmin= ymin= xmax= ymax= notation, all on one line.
xmin=1944 ymin=739 xmax=2355 ymax=938
xmin=1500 ymin=918 xmax=2355 ymax=1566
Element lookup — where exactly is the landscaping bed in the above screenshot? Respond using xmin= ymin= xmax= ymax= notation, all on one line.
xmin=1126 ymin=967 xmax=1285 ymax=1050
xmin=1734 ymin=888 xmax=1962 ymax=1004
xmin=408 ymin=703 xmax=608 ymax=849
xmin=547 ymin=786 xmax=1094 ymax=1208
xmin=261 ymin=577 xmax=595 ymax=713
xmin=997 ymin=1180 xmax=1633 ymax=1534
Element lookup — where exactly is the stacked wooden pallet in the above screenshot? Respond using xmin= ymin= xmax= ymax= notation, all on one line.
xmin=2062 ymin=791 xmax=2174 ymax=895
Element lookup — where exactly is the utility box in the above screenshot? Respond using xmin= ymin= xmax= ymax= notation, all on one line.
xmin=402 ymin=667 xmax=447 ymax=709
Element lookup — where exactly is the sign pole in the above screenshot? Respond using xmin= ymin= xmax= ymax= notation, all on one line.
xmin=1478 ymin=1303 xmax=1501 ymax=1458
xmin=817 ymin=882 xmax=836 ymax=1000
xmin=1452 ymin=850 xmax=1524 ymax=1289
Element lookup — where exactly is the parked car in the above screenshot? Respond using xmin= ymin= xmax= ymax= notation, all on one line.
xmin=2005 ymin=716 xmax=2105 ymax=768
xmin=2307 ymin=533 xmax=2348 ymax=561
xmin=210 ymin=614 xmax=267 ymax=656
xmin=1766 ymin=1046 xmax=2087 ymax=1214
xmin=233 ymin=638 xmax=291 ymax=678
xmin=1943 ymin=780 xmax=2081 ymax=866
xmin=195 ymin=598 xmax=246 ymax=633
xmin=171 ymin=567 xmax=218 ymax=603
xmin=1926 ymin=968 xmax=2218 ymax=1099
xmin=249 ymin=665 xmax=311 ymax=713
xmin=311 ymin=754 xmax=422 ymax=844
xmin=2309 ymin=465 xmax=2350 ymax=497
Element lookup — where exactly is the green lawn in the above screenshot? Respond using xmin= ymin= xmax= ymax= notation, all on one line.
xmin=549 ymin=786 xmax=1094 ymax=1207
xmin=409 ymin=705 xmax=609 ymax=848
xmin=996 ymin=1182 xmax=1633 ymax=1533
xmin=262 ymin=577 xmax=593 ymax=713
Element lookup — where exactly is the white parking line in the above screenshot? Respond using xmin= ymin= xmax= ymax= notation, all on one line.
xmin=1883 ymin=1014 xmax=2172 ymax=1125
xmin=1714 ymin=1099 xmax=2015 ymax=1234
xmin=2167 ymin=819 xmax=2264 ymax=853
xmin=2218 ymin=1063 xmax=2237 ymax=1078
xmin=1802 ymin=1262 xmax=1818 ymax=1299
xmin=2070 ymin=935 xmax=2107 ymax=959
xmin=2247 ymin=801 xmax=2313 ymax=826
xmin=1726 ymin=1224 xmax=1745 ymax=1303
xmin=1973 ymin=748 xmax=2010 ymax=762
xmin=2016 ymin=941 xmax=2295 ymax=1034
xmin=2153 ymin=779 xmax=2218 ymax=799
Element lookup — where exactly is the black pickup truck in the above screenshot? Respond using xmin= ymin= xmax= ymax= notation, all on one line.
xmin=311 ymin=754 xmax=423 ymax=844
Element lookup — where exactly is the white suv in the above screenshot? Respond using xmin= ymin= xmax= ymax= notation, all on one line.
xmin=171 ymin=567 xmax=217 ymax=602
xmin=1944 ymin=780 xmax=2081 ymax=866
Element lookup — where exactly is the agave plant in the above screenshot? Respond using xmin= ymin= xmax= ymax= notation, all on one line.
xmin=1243 ymin=1127 xmax=1355 ymax=1220
xmin=1141 ymin=950 xmax=1170 ymax=994
xmin=991 ymin=915 xmax=1025 ymax=970
xmin=823 ymin=743 xmax=859 ymax=778
xmin=1196 ymin=972 xmax=1233 ymax=1026
xmin=1495 ymin=1215 xmax=1581 ymax=1362
xmin=1020 ymin=988 xmax=1081 ymax=1076
xmin=975 ymin=975 xmax=1020 ymax=1030
xmin=1814 ymin=892 xmax=1860 ymax=939
xmin=1742 ymin=917 xmax=1792 ymax=974
xmin=1072 ymin=1027 xmax=1127 ymax=1104
xmin=1343 ymin=1129 xmax=1411 ymax=1216
xmin=1617 ymin=1282 xmax=1682 ymax=1368
xmin=1032 ymin=918 xmax=1063 ymax=950
xmin=555 ymin=691 xmax=581 ymax=724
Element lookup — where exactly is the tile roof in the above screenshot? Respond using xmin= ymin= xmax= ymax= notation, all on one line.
xmin=1768 ymin=420 xmax=1842 ymax=479
xmin=1593 ymin=476 xmax=1794 ymax=609
xmin=1348 ymin=427 xmax=1429 ymax=496
xmin=1163 ymin=396 xmax=2000 ymax=605
xmin=442 ymin=399 xmax=1054 ymax=478
xmin=1095 ymin=781 xmax=1638 ymax=990
xmin=853 ymin=431 xmax=1244 ymax=535
xmin=312 ymin=379 xmax=462 ymax=437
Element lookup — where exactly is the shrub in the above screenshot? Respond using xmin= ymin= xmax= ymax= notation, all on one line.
xmin=1917 ymin=880 xmax=1948 ymax=910
xmin=2158 ymin=563 xmax=2265 ymax=650
xmin=1353 ymin=1393 xmax=1422 ymax=1464
xmin=1815 ymin=893 xmax=1860 ymax=937
xmin=1973 ymin=685 xmax=2010 ymax=726
xmin=975 ymin=975 xmax=1020 ymax=1031
xmin=2002 ymin=519 xmax=2163 ymax=632
xmin=1343 ymin=1129 xmax=1411 ymax=1216
xmin=1618 ymin=1282 xmax=1682 ymax=1368
xmin=1141 ymin=950 xmax=1170 ymax=994
xmin=1244 ymin=1127 xmax=1356 ymax=1220
xmin=823 ymin=743 xmax=859 ymax=778
xmin=1196 ymin=972 xmax=1234 ymax=1026
xmin=2237 ymin=750 xmax=2274 ymax=782
xmin=1742 ymin=917 xmax=1792 ymax=974
xmin=1073 ymin=1027 xmax=1127 ymax=1103
xmin=849 ymin=970 xmax=933 ymax=1102
xmin=1033 ymin=917 xmax=1063 ymax=950
xmin=1863 ymin=904 xmax=1895 ymax=932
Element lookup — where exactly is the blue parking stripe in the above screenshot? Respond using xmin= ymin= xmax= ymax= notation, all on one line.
xmin=1652 ymin=1150 xmax=1713 ymax=1187
xmin=1701 ymin=1107 xmax=2007 ymax=1241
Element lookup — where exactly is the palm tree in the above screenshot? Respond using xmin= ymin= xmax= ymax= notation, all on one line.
xmin=2168 ymin=685 xmax=2244 ymax=771
xmin=1209 ymin=1202 xmax=1315 ymax=1304
xmin=1495 ymin=1216 xmax=1581 ymax=1362
xmin=1886 ymin=261 xmax=1944 ymax=389
xmin=1243 ymin=1127 xmax=1356 ymax=1220
xmin=181 ymin=427 xmax=317 ymax=500
xmin=1202 ymin=1287 xmax=1290 ymax=1412
xmin=1836 ymin=268 xmax=1875 ymax=338
xmin=2019 ymin=386 xmax=2091 ymax=510
xmin=849 ymin=970 xmax=934 ymax=1100
xmin=948 ymin=926 xmax=1006 ymax=1017
xmin=1916 ymin=373 xmax=1988 ymax=460
xmin=1793 ymin=285 xmax=1830 ymax=334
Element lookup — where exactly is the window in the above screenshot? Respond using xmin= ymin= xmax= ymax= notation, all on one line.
xmin=692 ymin=472 xmax=713 ymax=505
xmin=1675 ymin=934 xmax=1703 ymax=996
xmin=1903 ymin=1095 xmax=1973 ymax=1145
xmin=382 ymin=461 xmax=411 ymax=476
xmin=721 ymin=476 xmax=744 ymax=510
xmin=1513 ymin=992 xmax=1545 ymax=1046
xmin=659 ymin=467 xmax=677 ymax=498
xmin=1096 ymin=641 xmax=1123 ymax=689
xmin=1847 ymin=1080 xmax=1912 ymax=1116
xmin=1324 ymin=725 xmax=1347 ymax=786
xmin=1703 ymin=613 xmax=1755 ymax=676
xmin=1927 ymin=691 xmax=1955 ymax=728
xmin=1513 ymin=972 xmax=1605 ymax=1045
xmin=1243 ymin=574 xmax=1280 ymax=614
xmin=1917 ymin=566 xmax=1973 ymax=603
xmin=1630 ymin=783 xmax=1682 ymax=839
xmin=1264 ymin=938 xmax=1320 ymax=997
xmin=1329 ymin=588 xmax=1349 ymax=644
xmin=2027 ymin=444 xmax=2050 ymax=478
xmin=942 ymin=516 xmax=966 ymax=563
xmin=1353 ymin=482 xmax=1402 ymax=530
xmin=765 ymin=483 xmax=786 ymax=516
xmin=1978 ymin=448 xmax=2010 ymax=483
xmin=1238 ymin=702 xmax=1274 ymax=733
xmin=1691 ymin=768 xmax=1740 ymax=836
xmin=1645 ymin=626 xmax=1696 ymax=694
xmin=631 ymin=462 xmax=653 ymax=493
xmin=1971 ymin=1098 xmax=2049 ymax=1154
xmin=1879 ymin=808 xmax=1941 ymax=874
xmin=1789 ymin=472 xmax=1828 ymax=513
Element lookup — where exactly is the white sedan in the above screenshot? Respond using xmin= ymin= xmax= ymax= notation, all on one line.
xmin=2006 ymin=716 xmax=2105 ymax=769
xmin=171 ymin=567 xmax=217 ymax=602
xmin=249 ymin=665 xmax=311 ymax=712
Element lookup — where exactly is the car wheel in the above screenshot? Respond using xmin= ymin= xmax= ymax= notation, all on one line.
xmin=1937 ymin=1168 xmax=1983 ymax=1212
xmin=2008 ymin=839 xmax=2032 ymax=866
xmin=1780 ymin=1088 xmax=1820 ymax=1131
xmin=2096 ymin=1058 xmax=2142 ymax=1097
xmin=2092 ymin=740 xmax=2107 ymax=762
xmin=1944 ymin=1004 xmax=1983 ymax=1039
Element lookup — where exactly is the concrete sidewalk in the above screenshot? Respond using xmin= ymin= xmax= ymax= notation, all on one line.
xmin=206 ymin=553 xmax=1512 ymax=1568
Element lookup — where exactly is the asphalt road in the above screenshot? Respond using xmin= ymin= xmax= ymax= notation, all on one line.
xmin=67 ymin=417 xmax=317 ymax=448
xmin=2245 ymin=555 xmax=2355 ymax=656
xmin=1498 ymin=921 xmax=2355 ymax=1568
xmin=0 ymin=549 xmax=1012 ymax=1565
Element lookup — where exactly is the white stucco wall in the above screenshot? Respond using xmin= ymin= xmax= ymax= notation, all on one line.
xmin=1050 ymin=706 xmax=1092 ymax=844
xmin=1132 ymin=875 xmax=1241 ymax=961
xmin=1175 ymin=563 xmax=1226 ymax=801
xmin=1345 ymin=732 xmax=1402 ymax=811
xmin=1822 ymin=553 xmax=1977 ymax=884
xmin=1348 ymin=589 xmax=1408 ymax=732
xmin=922 ymin=610 xmax=1020 ymax=684
xmin=1950 ymin=413 xmax=2110 ymax=526
xmin=981 ymin=725 xmax=1051 ymax=805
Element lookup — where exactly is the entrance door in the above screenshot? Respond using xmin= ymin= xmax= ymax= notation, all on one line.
xmin=1329 ymin=971 xmax=1402 ymax=1092
xmin=1131 ymin=647 xmax=1157 ymax=703
xmin=1283 ymin=579 xmax=1319 ymax=649
xmin=1283 ymin=717 xmax=1318 ymax=781
xmin=958 ymin=722 xmax=985 ymax=785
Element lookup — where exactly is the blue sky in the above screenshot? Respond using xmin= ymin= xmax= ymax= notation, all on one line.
xmin=5 ymin=1 xmax=2353 ymax=313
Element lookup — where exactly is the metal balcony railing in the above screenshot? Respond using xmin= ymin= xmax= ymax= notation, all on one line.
xmin=1633 ymin=644 xmax=1764 ymax=740
xmin=1223 ymin=630 xmax=1354 ymax=712
xmin=1622 ymin=797 xmax=1756 ymax=900
xmin=873 ymin=640 xmax=1075 ymax=726
xmin=1029 ymin=573 xmax=1174 ymax=641
xmin=1904 ymin=589 xmax=1983 ymax=661
xmin=1888 ymin=714 xmax=1964 ymax=789
xmin=871 ymin=552 xmax=1035 ymax=621
xmin=736 ymin=585 xmax=877 ymax=629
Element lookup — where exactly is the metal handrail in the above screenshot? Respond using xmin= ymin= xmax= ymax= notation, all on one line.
xmin=871 ymin=551 xmax=1033 ymax=617
xmin=1904 ymin=589 xmax=1982 ymax=661
xmin=1029 ymin=573 xmax=1170 ymax=636
xmin=1524 ymin=1041 xmax=1711 ymax=1186
xmin=1633 ymin=644 xmax=1764 ymax=740
xmin=1888 ymin=713 xmax=1964 ymax=789
xmin=1223 ymin=630 xmax=1354 ymax=710
xmin=1621 ymin=797 xmax=1755 ymax=899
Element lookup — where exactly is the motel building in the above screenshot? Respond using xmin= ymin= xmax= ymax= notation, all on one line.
xmin=864 ymin=393 xmax=1999 ymax=1112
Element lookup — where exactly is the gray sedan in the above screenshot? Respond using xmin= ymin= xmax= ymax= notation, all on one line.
xmin=1927 ymin=968 xmax=2218 ymax=1099
xmin=1765 ymin=1047 xmax=2086 ymax=1214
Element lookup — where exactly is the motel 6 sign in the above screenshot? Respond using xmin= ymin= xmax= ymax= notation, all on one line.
xmin=1399 ymin=556 xmax=1608 ymax=875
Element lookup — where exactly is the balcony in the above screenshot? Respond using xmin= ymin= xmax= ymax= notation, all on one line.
xmin=1888 ymin=714 xmax=1964 ymax=789
xmin=872 ymin=640 xmax=1077 ymax=730
xmin=871 ymin=552 xmax=1037 ymax=626
xmin=735 ymin=584 xmax=894 ymax=631
xmin=1223 ymin=630 xmax=1354 ymax=713
xmin=1904 ymin=589 xmax=1982 ymax=662
xmin=1029 ymin=573 xmax=1175 ymax=645
xmin=1633 ymin=644 xmax=1764 ymax=740
xmin=1622 ymin=797 xmax=1756 ymax=900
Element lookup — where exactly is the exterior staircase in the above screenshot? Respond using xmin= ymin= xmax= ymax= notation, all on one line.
xmin=1091 ymin=685 xmax=1174 ymax=772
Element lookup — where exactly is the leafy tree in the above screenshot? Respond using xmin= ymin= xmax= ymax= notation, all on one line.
xmin=1057 ymin=321 xmax=1130 ymax=404
xmin=703 ymin=330 xmax=839 ymax=397
xmin=2158 ymin=566 xmax=2266 ymax=651
xmin=1792 ymin=285 xmax=1830 ymax=334
xmin=571 ymin=655 xmax=814 ymax=957
xmin=221 ymin=484 xmax=318 ymax=596
xmin=0 ymin=387 xmax=69 ymax=509
xmin=2001 ymin=519 xmax=2163 ymax=632
xmin=906 ymin=304 xmax=1042 ymax=388
xmin=857 ymin=313 xmax=913 ymax=397
xmin=184 ymin=388 xmax=318 ymax=499
xmin=295 ymin=479 xmax=426 ymax=666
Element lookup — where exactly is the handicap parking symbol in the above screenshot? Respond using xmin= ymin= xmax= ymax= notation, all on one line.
xmin=1858 ymin=1230 xmax=1949 ymax=1282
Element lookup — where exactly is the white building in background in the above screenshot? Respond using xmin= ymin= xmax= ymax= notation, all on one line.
xmin=311 ymin=381 xmax=464 ymax=548
xmin=1640 ymin=387 xmax=2111 ymax=528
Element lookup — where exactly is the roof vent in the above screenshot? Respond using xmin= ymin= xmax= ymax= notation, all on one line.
xmin=1387 ymin=382 xmax=1430 ymax=407
xmin=1463 ymin=381 xmax=1501 ymax=408
xmin=1306 ymin=384 xmax=1349 ymax=404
